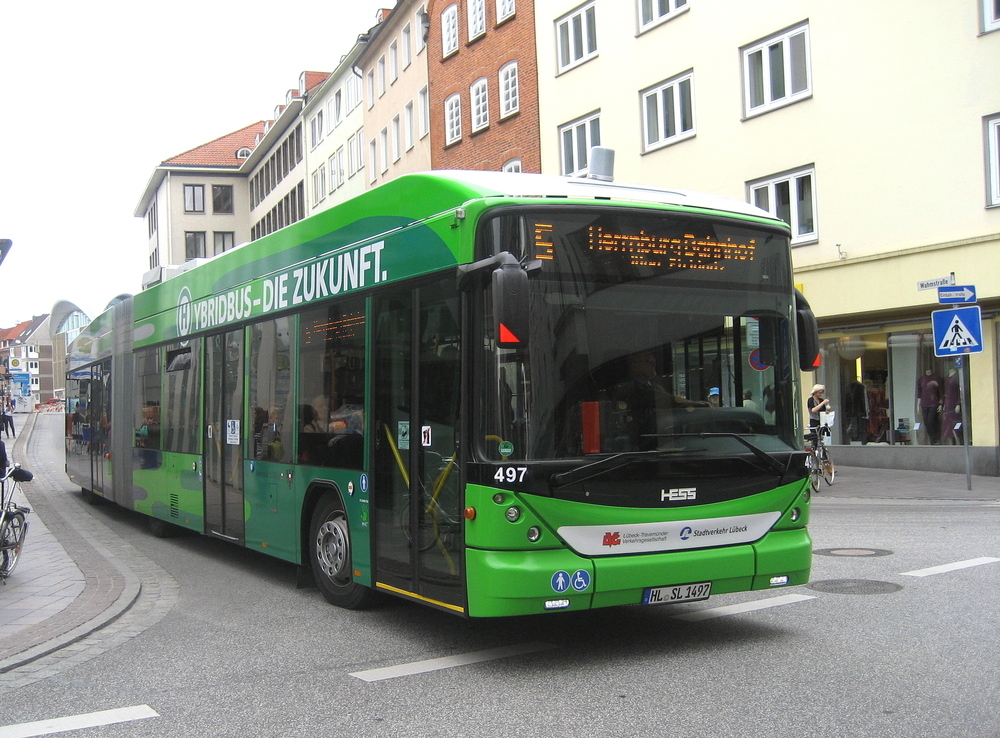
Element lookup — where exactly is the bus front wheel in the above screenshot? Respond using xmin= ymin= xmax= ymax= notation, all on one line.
xmin=309 ymin=492 xmax=379 ymax=610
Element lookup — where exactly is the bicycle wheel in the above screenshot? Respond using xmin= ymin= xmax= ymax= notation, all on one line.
xmin=805 ymin=452 xmax=820 ymax=493
xmin=0 ymin=511 xmax=27 ymax=578
xmin=820 ymin=447 xmax=835 ymax=485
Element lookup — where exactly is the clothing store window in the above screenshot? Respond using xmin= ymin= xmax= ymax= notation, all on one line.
xmin=814 ymin=330 xmax=970 ymax=446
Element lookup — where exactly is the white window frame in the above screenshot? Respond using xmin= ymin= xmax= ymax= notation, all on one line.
xmin=986 ymin=113 xmax=1000 ymax=207
xmin=445 ymin=93 xmax=462 ymax=144
xmin=328 ymin=153 xmax=338 ymax=193
xmin=310 ymin=111 xmax=324 ymax=148
xmin=377 ymin=56 xmax=386 ymax=97
xmin=471 ymin=78 xmax=489 ymax=132
xmin=637 ymin=0 xmax=687 ymax=32
xmin=418 ymin=86 xmax=430 ymax=138
xmin=499 ymin=62 xmax=519 ymax=118
xmin=641 ymin=70 xmax=695 ymax=151
xmin=402 ymin=24 xmax=413 ymax=68
xmin=336 ymin=147 xmax=346 ymax=188
xmin=747 ymin=166 xmax=818 ymax=245
xmin=469 ymin=0 xmax=486 ymax=40
xmin=366 ymin=70 xmax=375 ymax=108
xmin=497 ymin=0 xmax=515 ymax=23
xmin=312 ymin=164 xmax=327 ymax=207
xmin=741 ymin=22 xmax=811 ymax=118
xmin=404 ymin=101 xmax=415 ymax=150
xmin=559 ymin=111 xmax=601 ymax=176
xmin=442 ymin=4 xmax=459 ymax=57
xmin=502 ymin=158 xmax=522 ymax=173
xmin=984 ymin=0 xmax=1000 ymax=32
xmin=416 ymin=5 xmax=427 ymax=53
xmin=380 ymin=127 xmax=389 ymax=173
xmin=392 ymin=115 xmax=402 ymax=162
xmin=556 ymin=1 xmax=598 ymax=74
xmin=389 ymin=42 xmax=399 ymax=83
xmin=368 ymin=139 xmax=378 ymax=183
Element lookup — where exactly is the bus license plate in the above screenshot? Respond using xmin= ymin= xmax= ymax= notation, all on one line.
xmin=642 ymin=582 xmax=712 ymax=606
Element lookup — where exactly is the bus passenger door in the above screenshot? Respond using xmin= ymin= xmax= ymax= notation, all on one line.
xmin=204 ymin=329 xmax=245 ymax=543
xmin=373 ymin=280 xmax=464 ymax=611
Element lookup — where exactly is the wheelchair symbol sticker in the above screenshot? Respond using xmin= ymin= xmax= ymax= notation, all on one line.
xmin=571 ymin=569 xmax=591 ymax=591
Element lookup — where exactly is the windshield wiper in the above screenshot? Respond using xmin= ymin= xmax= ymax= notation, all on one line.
xmin=549 ymin=449 xmax=696 ymax=488
xmin=652 ymin=433 xmax=788 ymax=476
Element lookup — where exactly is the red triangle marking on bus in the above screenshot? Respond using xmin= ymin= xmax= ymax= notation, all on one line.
xmin=499 ymin=323 xmax=520 ymax=343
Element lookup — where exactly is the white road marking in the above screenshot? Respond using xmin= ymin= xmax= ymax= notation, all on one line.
xmin=0 ymin=705 xmax=158 ymax=738
xmin=350 ymin=642 xmax=558 ymax=682
xmin=671 ymin=593 xmax=817 ymax=622
xmin=899 ymin=557 xmax=1000 ymax=578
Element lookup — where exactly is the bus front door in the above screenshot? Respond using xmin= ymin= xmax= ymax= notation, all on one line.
xmin=204 ymin=329 xmax=245 ymax=543
xmin=373 ymin=280 xmax=464 ymax=612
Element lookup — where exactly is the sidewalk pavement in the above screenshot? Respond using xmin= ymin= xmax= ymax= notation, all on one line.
xmin=0 ymin=414 xmax=997 ymax=675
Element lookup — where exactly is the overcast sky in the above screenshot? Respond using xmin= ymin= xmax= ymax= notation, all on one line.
xmin=0 ymin=0 xmax=392 ymax=329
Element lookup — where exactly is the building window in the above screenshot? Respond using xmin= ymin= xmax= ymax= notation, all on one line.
xmin=377 ymin=56 xmax=386 ymax=96
xmin=416 ymin=5 xmax=428 ymax=52
xmin=236 ymin=147 xmax=252 ymax=159
xmin=366 ymin=70 xmax=375 ymax=108
xmin=392 ymin=115 xmax=402 ymax=161
xmin=747 ymin=166 xmax=817 ymax=244
xmin=497 ymin=0 xmax=515 ymax=23
xmin=445 ymin=93 xmax=462 ymax=144
xmin=402 ymin=25 xmax=412 ymax=68
xmin=469 ymin=0 xmax=486 ymax=40
xmin=214 ymin=231 xmax=235 ymax=254
xmin=742 ymin=22 xmax=811 ymax=118
xmin=310 ymin=111 xmax=325 ymax=148
xmin=185 ymin=231 xmax=206 ymax=260
xmin=984 ymin=0 xmax=1000 ymax=32
xmin=557 ymin=1 xmax=598 ymax=73
xmin=389 ymin=42 xmax=399 ymax=83
xmin=471 ymin=78 xmax=489 ymax=131
xmin=380 ymin=127 xmax=389 ymax=172
xmin=404 ymin=101 xmax=415 ymax=150
xmin=442 ymin=4 xmax=459 ymax=56
xmin=183 ymin=184 xmax=204 ymax=213
xmin=642 ymin=70 xmax=695 ymax=151
xmin=212 ymin=185 xmax=234 ymax=214
xmin=419 ymin=86 xmax=430 ymax=138
xmin=502 ymin=158 xmax=522 ymax=173
xmin=369 ymin=139 xmax=377 ymax=183
xmin=499 ymin=62 xmax=519 ymax=117
xmin=638 ymin=0 xmax=687 ymax=31
xmin=312 ymin=165 xmax=327 ymax=206
xmin=986 ymin=113 xmax=1000 ymax=207
xmin=146 ymin=202 xmax=157 ymax=237
xmin=336 ymin=147 xmax=346 ymax=188
xmin=559 ymin=111 xmax=601 ymax=175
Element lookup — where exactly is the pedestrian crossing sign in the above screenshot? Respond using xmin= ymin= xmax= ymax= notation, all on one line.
xmin=931 ymin=306 xmax=982 ymax=357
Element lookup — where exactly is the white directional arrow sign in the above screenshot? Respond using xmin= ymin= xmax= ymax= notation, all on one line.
xmin=937 ymin=285 xmax=976 ymax=304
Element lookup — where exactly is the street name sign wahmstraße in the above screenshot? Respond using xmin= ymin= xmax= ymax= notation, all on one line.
xmin=917 ymin=274 xmax=955 ymax=291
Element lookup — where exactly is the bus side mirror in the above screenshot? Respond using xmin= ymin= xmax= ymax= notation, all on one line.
xmin=795 ymin=289 xmax=821 ymax=371
xmin=493 ymin=257 xmax=529 ymax=348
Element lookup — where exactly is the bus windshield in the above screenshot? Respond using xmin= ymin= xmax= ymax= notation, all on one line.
xmin=477 ymin=208 xmax=800 ymax=466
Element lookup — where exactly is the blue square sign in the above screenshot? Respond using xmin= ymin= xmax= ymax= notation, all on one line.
xmin=931 ymin=306 xmax=983 ymax=357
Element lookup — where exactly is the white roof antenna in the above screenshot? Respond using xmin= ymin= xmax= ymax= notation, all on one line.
xmin=587 ymin=146 xmax=615 ymax=182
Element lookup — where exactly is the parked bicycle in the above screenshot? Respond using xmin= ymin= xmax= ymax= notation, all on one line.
xmin=804 ymin=424 xmax=835 ymax=492
xmin=1 ymin=463 xmax=33 ymax=580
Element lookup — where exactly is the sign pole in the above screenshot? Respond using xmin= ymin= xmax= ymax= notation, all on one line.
xmin=957 ymin=357 xmax=971 ymax=491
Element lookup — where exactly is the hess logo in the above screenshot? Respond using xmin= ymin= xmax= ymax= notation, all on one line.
xmin=662 ymin=487 xmax=697 ymax=502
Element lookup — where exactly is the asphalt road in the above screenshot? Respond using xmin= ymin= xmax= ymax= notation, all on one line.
xmin=0 ymin=483 xmax=998 ymax=736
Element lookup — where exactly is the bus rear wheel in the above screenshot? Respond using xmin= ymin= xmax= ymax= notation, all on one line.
xmin=309 ymin=493 xmax=379 ymax=610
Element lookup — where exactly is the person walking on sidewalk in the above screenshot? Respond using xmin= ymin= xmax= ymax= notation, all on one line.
xmin=2 ymin=400 xmax=14 ymax=439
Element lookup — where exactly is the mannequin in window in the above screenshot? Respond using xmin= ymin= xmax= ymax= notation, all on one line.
xmin=916 ymin=369 xmax=941 ymax=444
xmin=941 ymin=368 xmax=962 ymax=444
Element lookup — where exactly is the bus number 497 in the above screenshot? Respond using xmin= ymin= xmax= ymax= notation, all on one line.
xmin=495 ymin=466 xmax=529 ymax=484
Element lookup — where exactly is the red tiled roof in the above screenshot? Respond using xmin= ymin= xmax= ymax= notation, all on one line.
xmin=163 ymin=121 xmax=267 ymax=167
xmin=0 ymin=321 xmax=33 ymax=341
xmin=301 ymin=71 xmax=331 ymax=96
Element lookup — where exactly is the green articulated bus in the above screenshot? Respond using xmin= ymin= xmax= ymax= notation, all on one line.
xmin=65 ymin=170 xmax=819 ymax=617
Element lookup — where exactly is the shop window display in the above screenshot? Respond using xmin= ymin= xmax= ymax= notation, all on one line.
xmin=814 ymin=331 xmax=969 ymax=446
